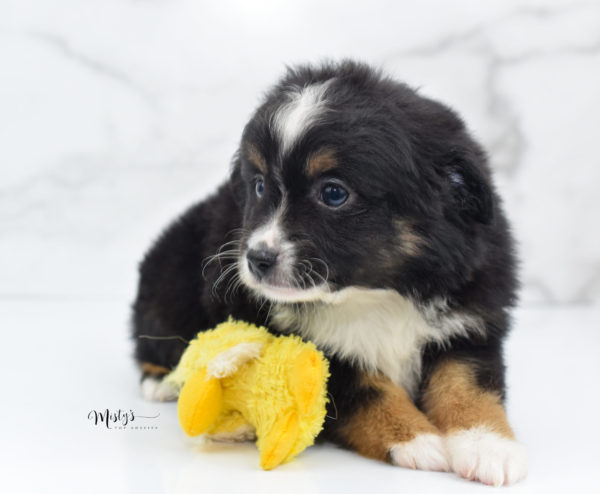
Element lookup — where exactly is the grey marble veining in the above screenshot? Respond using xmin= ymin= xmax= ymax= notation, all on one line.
xmin=1 ymin=0 xmax=599 ymax=305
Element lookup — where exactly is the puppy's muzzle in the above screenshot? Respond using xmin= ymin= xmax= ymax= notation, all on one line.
xmin=247 ymin=248 xmax=279 ymax=280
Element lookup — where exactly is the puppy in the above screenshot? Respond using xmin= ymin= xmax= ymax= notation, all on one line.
xmin=132 ymin=60 xmax=527 ymax=486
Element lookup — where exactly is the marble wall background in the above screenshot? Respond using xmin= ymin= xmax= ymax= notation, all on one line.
xmin=1 ymin=0 xmax=599 ymax=306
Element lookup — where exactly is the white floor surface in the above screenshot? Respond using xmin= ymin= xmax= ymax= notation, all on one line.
xmin=2 ymin=300 xmax=599 ymax=493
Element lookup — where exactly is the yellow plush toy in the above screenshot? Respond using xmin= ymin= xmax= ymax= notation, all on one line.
xmin=164 ymin=319 xmax=330 ymax=470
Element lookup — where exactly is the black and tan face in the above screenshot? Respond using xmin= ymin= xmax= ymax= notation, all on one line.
xmin=232 ymin=68 xmax=494 ymax=304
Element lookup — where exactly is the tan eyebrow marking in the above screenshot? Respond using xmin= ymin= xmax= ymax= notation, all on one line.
xmin=245 ymin=143 xmax=268 ymax=174
xmin=306 ymin=148 xmax=338 ymax=177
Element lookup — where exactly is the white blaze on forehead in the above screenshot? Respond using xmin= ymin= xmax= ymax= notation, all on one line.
xmin=272 ymin=80 xmax=333 ymax=156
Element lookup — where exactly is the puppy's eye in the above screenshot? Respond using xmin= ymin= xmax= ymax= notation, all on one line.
xmin=255 ymin=177 xmax=265 ymax=198
xmin=320 ymin=183 xmax=349 ymax=207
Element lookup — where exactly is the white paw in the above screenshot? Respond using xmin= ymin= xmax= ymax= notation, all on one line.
xmin=389 ymin=433 xmax=450 ymax=472
xmin=207 ymin=342 xmax=263 ymax=378
xmin=206 ymin=424 xmax=257 ymax=443
xmin=446 ymin=427 xmax=528 ymax=486
xmin=140 ymin=376 xmax=179 ymax=402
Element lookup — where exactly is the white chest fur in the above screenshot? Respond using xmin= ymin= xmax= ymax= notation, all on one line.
xmin=271 ymin=287 xmax=482 ymax=398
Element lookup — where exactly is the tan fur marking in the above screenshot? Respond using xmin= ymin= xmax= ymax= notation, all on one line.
xmin=339 ymin=372 xmax=439 ymax=462
xmin=422 ymin=360 xmax=514 ymax=438
xmin=395 ymin=220 xmax=425 ymax=257
xmin=246 ymin=143 xmax=268 ymax=174
xmin=306 ymin=148 xmax=337 ymax=177
xmin=141 ymin=362 xmax=170 ymax=376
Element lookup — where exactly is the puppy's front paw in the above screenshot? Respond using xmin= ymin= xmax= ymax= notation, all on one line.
xmin=389 ymin=433 xmax=450 ymax=472
xmin=141 ymin=376 xmax=178 ymax=402
xmin=446 ymin=427 xmax=527 ymax=486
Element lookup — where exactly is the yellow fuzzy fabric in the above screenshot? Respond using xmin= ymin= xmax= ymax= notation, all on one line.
xmin=165 ymin=319 xmax=329 ymax=470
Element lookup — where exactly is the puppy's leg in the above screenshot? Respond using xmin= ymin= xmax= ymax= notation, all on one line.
xmin=139 ymin=363 xmax=179 ymax=402
xmin=132 ymin=187 xmax=250 ymax=402
xmin=422 ymin=360 xmax=527 ymax=486
xmin=336 ymin=373 xmax=449 ymax=472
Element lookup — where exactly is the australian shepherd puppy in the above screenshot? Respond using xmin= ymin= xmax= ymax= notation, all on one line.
xmin=132 ymin=60 xmax=527 ymax=486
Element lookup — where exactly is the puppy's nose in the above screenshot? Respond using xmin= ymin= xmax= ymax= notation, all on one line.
xmin=247 ymin=248 xmax=278 ymax=280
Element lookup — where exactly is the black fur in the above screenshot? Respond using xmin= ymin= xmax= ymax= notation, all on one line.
xmin=132 ymin=60 xmax=517 ymax=446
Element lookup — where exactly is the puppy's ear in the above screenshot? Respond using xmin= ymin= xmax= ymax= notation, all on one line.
xmin=445 ymin=158 xmax=494 ymax=225
xmin=229 ymin=151 xmax=246 ymax=210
